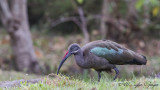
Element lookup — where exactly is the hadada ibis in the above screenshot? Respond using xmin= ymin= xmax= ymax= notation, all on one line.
xmin=57 ymin=40 xmax=147 ymax=81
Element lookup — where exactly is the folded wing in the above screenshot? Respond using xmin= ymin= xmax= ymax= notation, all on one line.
xmin=84 ymin=40 xmax=147 ymax=65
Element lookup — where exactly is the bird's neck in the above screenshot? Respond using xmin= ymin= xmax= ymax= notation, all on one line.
xmin=74 ymin=49 xmax=88 ymax=68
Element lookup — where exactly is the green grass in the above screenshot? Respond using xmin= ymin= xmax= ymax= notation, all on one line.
xmin=0 ymin=69 xmax=160 ymax=90
xmin=1 ymin=73 xmax=159 ymax=90
xmin=0 ymin=70 xmax=42 ymax=81
xmin=16 ymin=76 xmax=160 ymax=90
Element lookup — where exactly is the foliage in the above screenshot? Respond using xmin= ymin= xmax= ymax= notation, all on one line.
xmin=28 ymin=0 xmax=75 ymax=25
xmin=27 ymin=0 xmax=160 ymax=40
xmin=136 ymin=0 xmax=160 ymax=16
xmin=77 ymin=0 xmax=84 ymax=4
xmin=27 ymin=0 xmax=101 ymax=29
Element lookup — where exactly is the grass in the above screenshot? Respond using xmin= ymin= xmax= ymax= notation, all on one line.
xmin=11 ymin=75 xmax=160 ymax=90
xmin=0 ymin=71 xmax=159 ymax=90
xmin=0 ymin=70 xmax=42 ymax=81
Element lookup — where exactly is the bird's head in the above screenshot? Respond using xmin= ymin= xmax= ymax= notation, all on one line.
xmin=57 ymin=43 xmax=80 ymax=75
xmin=68 ymin=43 xmax=81 ymax=55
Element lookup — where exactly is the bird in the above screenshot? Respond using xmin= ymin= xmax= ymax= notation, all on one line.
xmin=57 ymin=40 xmax=147 ymax=82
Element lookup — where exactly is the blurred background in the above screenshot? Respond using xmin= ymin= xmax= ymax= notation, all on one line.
xmin=0 ymin=0 xmax=160 ymax=81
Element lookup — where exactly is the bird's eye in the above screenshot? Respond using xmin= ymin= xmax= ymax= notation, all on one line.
xmin=74 ymin=46 xmax=79 ymax=51
xmin=70 ymin=46 xmax=78 ymax=51
xmin=70 ymin=46 xmax=79 ymax=53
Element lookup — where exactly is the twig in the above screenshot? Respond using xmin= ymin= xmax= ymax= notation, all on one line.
xmin=50 ymin=14 xmax=101 ymax=28
xmin=51 ymin=17 xmax=81 ymax=27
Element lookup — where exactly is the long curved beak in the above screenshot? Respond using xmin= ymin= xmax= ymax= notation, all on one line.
xmin=57 ymin=51 xmax=72 ymax=75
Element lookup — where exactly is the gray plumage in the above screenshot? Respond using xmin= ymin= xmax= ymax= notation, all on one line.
xmin=57 ymin=40 xmax=147 ymax=81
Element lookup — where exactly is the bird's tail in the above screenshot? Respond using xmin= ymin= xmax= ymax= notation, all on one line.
xmin=126 ymin=55 xmax=147 ymax=65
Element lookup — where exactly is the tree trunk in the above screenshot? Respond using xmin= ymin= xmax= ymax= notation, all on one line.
xmin=78 ymin=6 xmax=89 ymax=43
xmin=0 ymin=0 xmax=41 ymax=73
xmin=100 ymin=0 xmax=110 ymax=39
xmin=126 ymin=0 xmax=139 ymax=31
xmin=141 ymin=3 xmax=150 ymax=30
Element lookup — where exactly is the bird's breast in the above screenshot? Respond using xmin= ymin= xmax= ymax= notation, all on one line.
xmin=81 ymin=50 xmax=114 ymax=69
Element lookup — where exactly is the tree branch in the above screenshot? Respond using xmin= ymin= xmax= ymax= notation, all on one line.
xmin=86 ymin=14 xmax=101 ymax=22
xmin=100 ymin=0 xmax=110 ymax=39
xmin=78 ymin=6 xmax=89 ymax=43
xmin=50 ymin=12 xmax=100 ymax=43
xmin=0 ymin=9 xmax=6 ymax=25
xmin=51 ymin=17 xmax=81 ymax=28
xmin=106 ymin=18 xmax=130 ymax=32
xmin=51 ymin=14 xmax=101 ymax=28
xmin=0 ymin=0 xmax=12 ymax=23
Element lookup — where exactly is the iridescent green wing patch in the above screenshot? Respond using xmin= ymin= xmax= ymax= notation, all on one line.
xmin=90 ymin=47 xmax=123 ymax=60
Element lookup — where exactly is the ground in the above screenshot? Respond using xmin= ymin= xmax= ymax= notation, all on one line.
xmin=0 ymin=70 xmax=159 ymax=90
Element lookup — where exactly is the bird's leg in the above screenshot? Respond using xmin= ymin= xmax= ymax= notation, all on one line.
xmin=97 ymin=71 xmax=101 ymax=82
xmin=113 ymin=67 xmax=119 ymax=80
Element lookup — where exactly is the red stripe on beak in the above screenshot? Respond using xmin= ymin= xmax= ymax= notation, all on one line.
xmin=63 ymin=51 xmax=69 ymax=59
